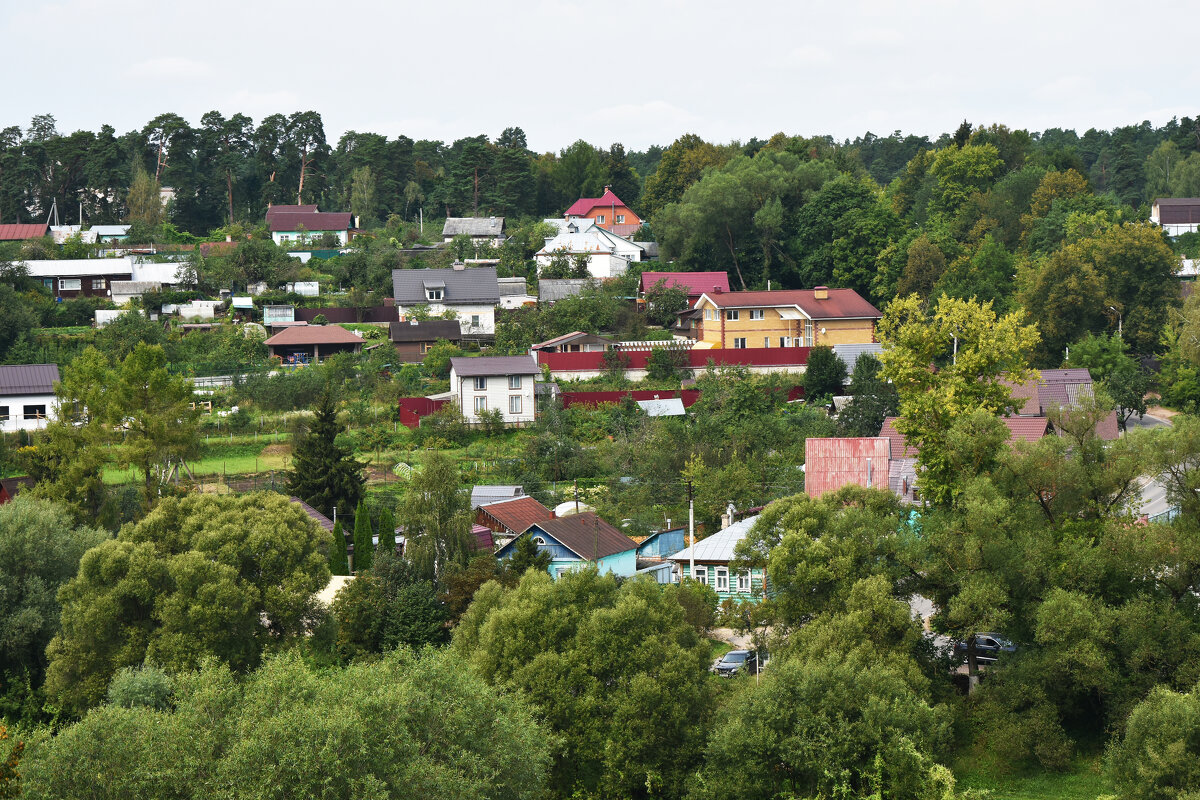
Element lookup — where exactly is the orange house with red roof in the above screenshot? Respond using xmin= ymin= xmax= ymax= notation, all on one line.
xmin=565 ymin=186 xmax=641 ymax=236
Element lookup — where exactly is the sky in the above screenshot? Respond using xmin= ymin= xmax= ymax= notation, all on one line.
xmin=5 ymin=0 xmax=1199 ymax=153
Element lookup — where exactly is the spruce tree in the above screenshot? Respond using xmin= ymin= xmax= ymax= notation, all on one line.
xmin=287 ymin=391 xmax=364 ymax=519
xmin=329 ymin=521 xmax=349 ymax=576
xmin=352 ymin=500 xmax=374 ymax=573
xmin=377 ymin=506 xmax=397 ymax=558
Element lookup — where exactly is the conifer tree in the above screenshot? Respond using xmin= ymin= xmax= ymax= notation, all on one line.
xmin=287 ymin=391 xmax=364 ymax=519
xmin=377 ymin=505 xmax=397 ymax=558
xmin=352 ymin=500 xmax=374 ymax=573
xmin=329 ymin=521 xmax=348 ymax=576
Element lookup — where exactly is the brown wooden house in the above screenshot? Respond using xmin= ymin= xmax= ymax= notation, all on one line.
xmin=388 ymin=320 xmax=462 ymax=362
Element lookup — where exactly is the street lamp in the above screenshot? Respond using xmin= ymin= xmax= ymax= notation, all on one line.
xmin=1108 ymin=306 xmax=1123 ymax=338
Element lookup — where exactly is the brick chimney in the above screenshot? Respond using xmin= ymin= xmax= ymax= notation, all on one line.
xmin=814 ymin=286 xmax=829 ymax=300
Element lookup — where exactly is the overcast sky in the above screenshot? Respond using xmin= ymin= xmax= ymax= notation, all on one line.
xmin=5 ymin=0 xmax=1198 ymax=153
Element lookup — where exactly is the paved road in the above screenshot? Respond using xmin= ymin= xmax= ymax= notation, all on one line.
xmin=1126 ymin=411 xmax=1171 ymax=431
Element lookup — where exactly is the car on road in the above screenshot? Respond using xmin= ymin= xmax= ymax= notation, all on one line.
xmin=953 ymin=633 xmax=1017 ymax=664
xmin=710 ymin=649 xmax=759 ymax=677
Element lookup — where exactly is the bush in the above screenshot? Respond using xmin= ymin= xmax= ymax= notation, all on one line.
xmin=106 ymin=663 xmax=173 ymax=711
xmin=1108 ymin=684 xmax=1200 ymax=800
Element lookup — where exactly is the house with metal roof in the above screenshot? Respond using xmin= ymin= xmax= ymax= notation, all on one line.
xmin=496 ymin=512 xmax=639 ymax=579
xmin=1004 ymin=368 xmax=1120 ymax=440
xmin=475 ymin=495 xmax=554 ymax=545
xmin=538 ymin=278 xmax=595 ymax=304
xmin=19 ymin=257 xmax=135 ymax=299
xmin=388 ymin=319 xmax=462 ymax=363
xmin=0 ymin=223 xmax=49 ymax=242
xmin=1152 ymin=198 xmax=1200 ymax=236
xmin=392 ymin=265 xmax=500 ymax=337
xmin=498 ymin=276 xmax=536 ymax=309
xmin=266 ymin=204 xmax=354 ymax=246
xmin=442 ymin=217 xmax=505 ymax=245
xmin=449 ymin=355 xmax=539 ymax=424
xmin=667 ymin=515 xmax=767 ymax=603
xmin=564 ymin=186 xmax=641 ymax=236
xmin=470 ymin=484 xmax=526 ymax=509
xmin=0 ymin=364 xmax=59 ymax=433
xmin=640 ymin=271 xmax=730 ymax=307
xmin=693 ymin=287 xmax=882 ymax=350
xmin=91 ymin=224 xmax=131 ymax=242
xmin=531 ymin=331 xmax=614 ymax=353
xmin=264 ymin=325 xmax=364 ymax=365
xmin=535 ymin=220 xmax=644 ymax=279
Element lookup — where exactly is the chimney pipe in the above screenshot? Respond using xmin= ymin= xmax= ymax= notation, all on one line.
xmin=814 ymin=286 xmax=829 ymax=300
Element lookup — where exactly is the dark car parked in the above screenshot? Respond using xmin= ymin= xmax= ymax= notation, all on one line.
xmin=710 ymin=649 xmax=759 ymax=677
xmin=953 ymin=633 xmax=1017 ymax=664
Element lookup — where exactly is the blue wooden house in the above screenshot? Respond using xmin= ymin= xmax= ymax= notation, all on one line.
xmin=496 ymin=512 xmax=639 ymax=579
xmin=635 ymin=527 xmax=688 ymax=560
xmin=668 ymin=515 xmax=768 ymax=603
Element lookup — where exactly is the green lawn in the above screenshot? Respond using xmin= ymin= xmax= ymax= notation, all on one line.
xmin=103 ymin=440 xmax=291 ymax=484
xmin=953 ymin=753 xmax=1110 ymax=800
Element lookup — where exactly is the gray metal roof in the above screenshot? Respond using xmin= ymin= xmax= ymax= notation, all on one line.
xmin=498 ymin=276 xmax=528 ymax=296
xmin=0 ymin=364 xmax=60 ymax=395
xmin=450 ymin=355 xmax=539 ymax=377
xmin=393 ymin=266 xmax=499 ymax=305
xmin=443 ymin=217 xmax=505 ymax=237
xmin=634 ymin=241 xmax=659 ymax=258
xmin=538 ymin=278 xmax=594 ymax=302
xmin=667 ymin=514 xmax=759 ymax=563
xmin=636 ymin=398 xmax=686 ymax=417
xmin=833 ymin=343 xmax=883 ymax=374
xmin=91 ymin=224 xmax=131 ymax=236
xmin=389 ymin=320 xmax=462 ymax=342
xmin=110 ymin=281 xmax=162 ymax=294
xmin=470 ymin=485 xmax=525 ymax=509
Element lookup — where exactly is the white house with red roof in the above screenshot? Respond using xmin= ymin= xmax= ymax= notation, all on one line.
xmin=535 ymin=219 xmax=644 ymax=279
xmin=266 ymin=204 xmax=354 ymax=246
xmin=564 ymin=186 xmax=641 ymax=236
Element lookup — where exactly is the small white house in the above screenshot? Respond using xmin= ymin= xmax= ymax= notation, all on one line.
xmin=0 ymin=364 xmax=59 ymax=433
xmin=534 ymin=221 xmax=643 ymax=280
xmin=448 ymin=356 xmax=539 ymax=424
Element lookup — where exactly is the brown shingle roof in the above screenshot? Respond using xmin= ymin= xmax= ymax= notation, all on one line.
xmin=530 ymin=512 xmax=636 ymax=560
xmin=698 ymin=288 xmax=881 ymax=319
xmin=265 ymin=326 xmax=363 ymax=346
xmin=478 ymin=496 xmax=553 ymax=535
xmin=289 ymin=497 xmax=335 ymax=533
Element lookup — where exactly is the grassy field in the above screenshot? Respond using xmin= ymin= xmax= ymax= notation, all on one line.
xmin=103 ymin=439 xmax=292 ymax=484
xmin=953 ymin=753 xmax=1110 ymax=799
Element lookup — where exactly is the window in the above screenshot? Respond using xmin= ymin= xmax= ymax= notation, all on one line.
xmin=780 ymin=337 xmax=789 ymax=347
xmin=726 ymin=309 xmax=739 ymax=321
xmin=421 ymin=342 xmax=434 ymax=354
xmin=509 ymin=395 xmax=522 ymax=415
xmin=474 ymin=397 xmax=487 ymax=413
xmin=473 ymin=376 xmax=487 ymax=391
xmin=533 ymin=536 xmax=546 ymax=545
xmin=805 ymin=320 xmax=814 ymax=346
xmin=596 ymin=214 xmax=605 ymax=224
xmin=508 ymin=375 xmax=522 ymax=390
xmin=23 ymin=405 xmax=46 ymax=421
xmin=92 ymin=278 xmax=106 ymax=290
xmin=750 ymin=309 xmax=764 ymax=320
xmin=42 ymin=278 xmax=52 ymax=289
xmin=59 ymin=278 xmax=81 ymax=291
xmin=715 ymin=567 xmax=729 ymax=591
xmin=693 ymin=566 xmax=708 ymax=585
xmin=426 ymin=288 xmax=443 ymax=301
xmin=729 ymin=568 xmax=748 ymax=594
xmin=616 ymin=214 xmax=625 ymax=224
xmin=0 ymin=406 xmax=8 ymax=422
xmin=763 ymin=338 xmax=770 ymax=348
xmin=471 ymin=314 xmax=481 ymax=328
xmin=733 ymin=338 xmax=747 ymax=349
xmin=555 ymin=567 xmax=571 ymax=580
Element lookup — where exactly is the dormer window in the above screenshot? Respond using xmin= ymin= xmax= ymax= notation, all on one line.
xmin=426 ymin=288 xmax=443 ymax=301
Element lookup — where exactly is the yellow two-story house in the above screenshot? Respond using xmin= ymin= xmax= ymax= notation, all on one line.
xmin=692 ymin=286 xmax=881 ymax=349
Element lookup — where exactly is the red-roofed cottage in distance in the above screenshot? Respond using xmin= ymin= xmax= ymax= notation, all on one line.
xmin=266 ymin=204 xmax=355 ymax=246
xmin=565 ymin=186 xmax=641 ymax=235
xmin=639 ymin=271 xmax=730 ymax=307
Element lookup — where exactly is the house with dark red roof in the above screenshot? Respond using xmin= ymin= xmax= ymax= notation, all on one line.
xmin=693 ymin=287 xmax=881 ymax=350
xmin=640 ymin=271 xmax=730 ymax=307
xmin=265 ymin=325 xmax=363 ymax=364
xmin=266 ymin=204 xmax=354 ymax=246
xmin=475 ymin=496 xmax=555 ymax=544
xmin=495 ymin=512 xmax=638 ymax=579
xmin=564 ymin=186 xmax=641 ymax=235
xmin=0 ymin=477 xmax=36 ymax=505
xmin=1152 ymin=198 xmax=1200 ymax=236
xmin=1003 ymin=368 xmax=1120 ymax=440
xmin=0 ymin=223 xmax=49 ymax=241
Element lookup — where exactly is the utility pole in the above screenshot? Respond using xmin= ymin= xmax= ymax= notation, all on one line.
xmin=574 ymin=478 xmax=580 ymax=515
xmin=687 ymin=480 xmax=695 ymax=581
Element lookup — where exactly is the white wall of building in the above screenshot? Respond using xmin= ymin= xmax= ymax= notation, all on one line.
xmin=272 ymin=230 xmax=348 ymax=247
xmin=398 ymin=303 xmax=496 ymax=335
xmin=0 ymin=393 xmax=57 ymax=432
xmin=449 ymin=371 xmax=537 ymax=424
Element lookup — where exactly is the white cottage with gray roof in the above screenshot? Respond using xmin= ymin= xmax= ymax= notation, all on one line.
xmin=0 ymin=364 xmax=59 ymax=432
xmin=449 ymin=355 xmax=539 ymax=424
xmin=392 ymin=265 xmax=500 ymax=336
xmin=443 ymin=217 xmax=505 ymax=246
xmin=668 ymin=514 xmax=768 ymax=603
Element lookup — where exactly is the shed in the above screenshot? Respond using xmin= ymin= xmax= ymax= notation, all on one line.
xmin=265 ymin=325 xmax=363 ymax=364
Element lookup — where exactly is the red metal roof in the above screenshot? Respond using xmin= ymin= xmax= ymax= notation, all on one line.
xmin=477 ymin=496 xmax=554 ymax=535
xmin=879 ymin=415 xmax=1050 ymax=459
xmin=265 ymin=325 xmax=364 ymax=346
xmin=641 ymin=271 xmax=730 ymax=297
xmin=565 ymin=188 xmax=630 ymax=217
xmin=804 ymin=437 xmax=893 ymax=498
xmin=266 ymin=204 xmax=319 ymax=218
xmin=0 ymin=223 xmax=48 ymax=241
xmin=267 ymin=211 xmax=353 ymax=233
xmin=472 ymin=524 xmax=495 ymax=551
xmin=698 ymin=289 xmax=881 ymax=319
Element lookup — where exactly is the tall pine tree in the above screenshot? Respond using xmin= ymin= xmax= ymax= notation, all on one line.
xmin=287 ymin=391 xmax=364 ymax=519
xmin=352 ymin=500 xmax=374 ymax=573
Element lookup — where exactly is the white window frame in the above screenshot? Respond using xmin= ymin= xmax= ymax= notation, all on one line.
xmin=750 ymin=309 xmax=764 ymax=320
xmin=727 ymin=309 xmax=739 ymax=321
xmin=616 ymin=214 xmax=625 ymax=224
xmin=555 ymin=567 xmax=571 ymax=580
xmin=693 ymin=566 xmax=708 ymax=585
xmin=0 ymin=406 xmax=8 ymax=422
xmin=780 ymin=337 xmax=789 ymax=347
xmin=471 ymin=314 xmax=480 ymax=327
xmin=596 ymin=214 xmax=605 ymax=224
xmin=508 ymin=374 xmax=522 ymax=389
xmin=474 ymin=396 xmax=487 ymax=413
xmin=805 ymin=320 xmax=814 ymax=346
xmin=715 ymin=567 xmax=729 ymax=592
xmin=473 ymin=376 xmax=487 ymax=391
xmin=509 ymin=395 xmax=522 ymax=415
xmin=733 ymin=338 xmax=747 ymax=349
xmin=763 ymin=337 xmax=770 ymax=348
xmin=737 ymin=571 xmax=751 ymax=592
xmin=59 ymin=278 xmax=81 ymax=291
xmin=426 ymin=288 xmax=443 ymax=301
xmin=22 ymin=404 xmax=47 ymax=421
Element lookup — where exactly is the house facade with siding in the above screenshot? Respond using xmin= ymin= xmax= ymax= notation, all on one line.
xmin=20 ymin=258 xmax=135 ymax=299
xmin=1151 ymin=198 xmax=1200 ymax=236
xmin=392 ymin=265 xmax=500 ymax=337
xmin=0 ymin=364 xmax=59 ymax=433
xmin=496 ymin=512 xmax=639 ymax=579
xmin=448 ymin=355 xmax=539 ymax=424
xmin=692 ymin=287 xmax=881 ymax=350
xmin=389 ymin=319 xmax=462 ymax=362
xmin=668 ymin=515 xmax=768 ymax=603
